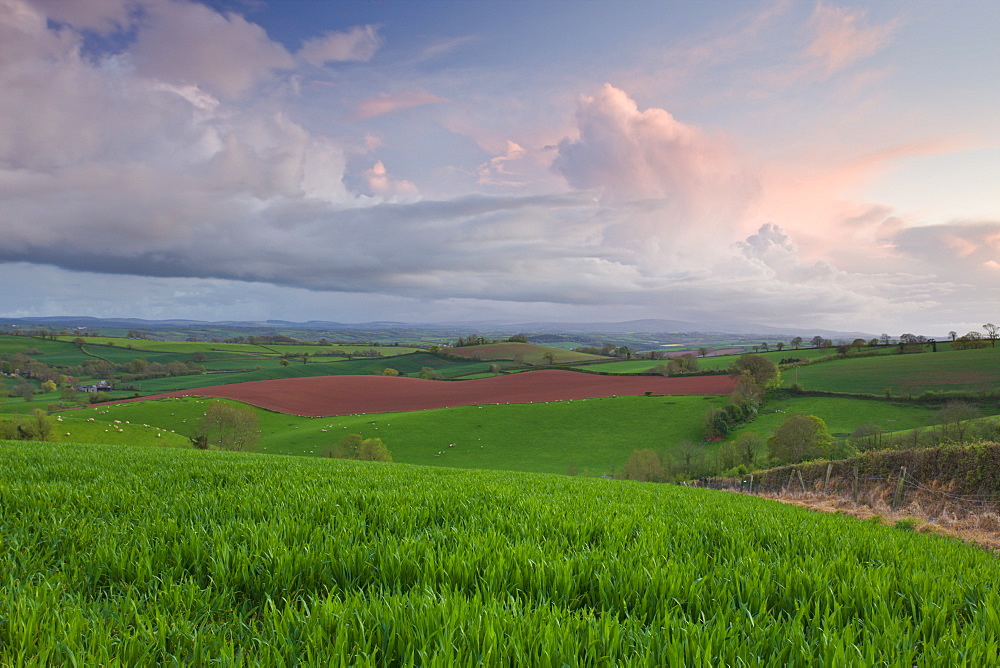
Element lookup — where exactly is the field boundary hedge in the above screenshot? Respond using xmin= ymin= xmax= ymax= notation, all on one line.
xmin=708 ymin=442 xmax=1000 ymax=498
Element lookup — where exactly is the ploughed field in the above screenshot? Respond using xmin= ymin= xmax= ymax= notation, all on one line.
xmin=3 ymin=442 xmax=999 ymax=665
xmin=130 ymin=369 xmax=737 ymax=416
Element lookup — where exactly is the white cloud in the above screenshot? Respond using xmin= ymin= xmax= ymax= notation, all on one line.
xmin=298 ymin=24 xmax=382 ymax=66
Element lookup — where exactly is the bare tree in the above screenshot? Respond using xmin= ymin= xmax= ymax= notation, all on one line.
xmin=983 ymin=323 xmax=998 ymax=347
xmin=196 ymin=401 xmax=259 ymax=451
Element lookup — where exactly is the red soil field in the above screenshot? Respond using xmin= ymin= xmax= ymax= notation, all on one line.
xmin=136 ymin=370 xmax=737 ymax=417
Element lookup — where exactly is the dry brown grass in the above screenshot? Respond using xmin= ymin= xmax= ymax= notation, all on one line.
xmin=759 ymin=485 xmax=1000 ymax=555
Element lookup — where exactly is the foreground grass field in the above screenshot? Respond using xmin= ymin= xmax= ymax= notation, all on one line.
xmin=2 ymin=442 xmax=999 ymax=665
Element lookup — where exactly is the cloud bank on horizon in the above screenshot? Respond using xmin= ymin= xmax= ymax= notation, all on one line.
xmin=0 ymin=0 xmax=998 ymax=334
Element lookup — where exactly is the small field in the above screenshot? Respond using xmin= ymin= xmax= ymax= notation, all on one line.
xmin=2 ymin=442 xmax=998 ymax=665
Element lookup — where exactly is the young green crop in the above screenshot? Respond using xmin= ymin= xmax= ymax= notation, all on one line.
xmin=2 ymin=441 xmax=999 ymax=665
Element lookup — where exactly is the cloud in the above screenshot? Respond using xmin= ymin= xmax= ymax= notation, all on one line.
xmin=349 ymin=90 xmax=448 ymax=120
xmin=805 ymin=3 xmax=896 ymax=77
xmin=890 ymin=221 xmax=1000 ymax=274
xmin=552 ymin=84 xmax=756 ymax=222
xmin=297 ymin=24 xmax=382 ymax=66
xmin=362 ymin=161 xmax=418 ymax=198
xmin=477 ymin=141 xmax=527 ymax=186
xmin=129 ymin=0 xmax=294 ymax=99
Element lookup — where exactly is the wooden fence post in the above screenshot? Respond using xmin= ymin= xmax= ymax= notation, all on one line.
xmin=852 ymin=467 xmax=859 ymax=504
xmin=892 ymin=466 xmax=907 ymax=510
xmin=786 ymin=469 xmax=795 ymax=493
xmin=797 ymin=469 xmax=807 ymax=493
xmin=748 ymin=474 xmax=754 ymax=495
xmin=824 ymin=462 xmax=833 ymax=493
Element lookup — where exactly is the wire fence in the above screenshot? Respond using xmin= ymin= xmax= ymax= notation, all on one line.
xmin=697 ymin=464 xmax=1000 ymax=520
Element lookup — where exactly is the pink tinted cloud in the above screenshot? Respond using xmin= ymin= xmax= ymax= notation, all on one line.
xmin=349 ymin=90 xmax=448 ymax=120
xmin=131 ymin=1 xmax=294 ymax=99
xmin=552 ymin=83 xmax=754 ymax=214
xmin=363 ymin=160 xmax=418 ymax=197
xmin=805 ymin=3 xmax=897 ymax=76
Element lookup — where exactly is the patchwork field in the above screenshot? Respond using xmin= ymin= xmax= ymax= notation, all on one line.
xmin=2 ymin=442 xmax=999 ymax=665
xmin=122 ymin=369 xmax=737 ymax=417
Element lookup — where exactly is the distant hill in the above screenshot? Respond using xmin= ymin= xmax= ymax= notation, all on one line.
xmin=0 ymin=315 xmax=874 ymax=340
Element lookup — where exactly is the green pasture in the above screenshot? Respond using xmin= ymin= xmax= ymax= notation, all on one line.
xmin=0 ymin=334 xmax=76 ymax=356
xmin=785 ymin=346 xmax=1000 ymax=394
xmin=0 ymin=409 xmax=189 ymax=447
xmin=71 ymin=394 xmax=725 ymax=476
xmin=2 ymin=442 xmax=999 ymax=664
xmin=730 ymin=395 xmax=940 ymax=442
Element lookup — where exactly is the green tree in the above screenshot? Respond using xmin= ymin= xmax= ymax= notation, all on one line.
xmin=731 ymin=354 xmax=780 ymax=389
xmin=382 ymin=368 xmax=399 ymax=376
xmin=767 ymin=414 xmax=833 ymax=464
xmin=40 ymin=380 xmax=57 ymax=393
xmin=358 ymin=437 xmax=393 ymax=462
xmin=333 ymin=433 xmax=364 ymax=459
xmin=698 ymin=347 xmax=709 ymax=357
xmin=790 ymin=337 xmax=802 ymax=349
xmin=542 ymin=352 xmax=556 ymax=365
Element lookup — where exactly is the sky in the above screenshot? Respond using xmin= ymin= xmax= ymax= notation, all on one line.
xmin=1 ymin=0 xmax=998 ymax=335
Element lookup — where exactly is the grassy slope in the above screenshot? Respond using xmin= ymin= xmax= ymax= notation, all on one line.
xmin=2 ymin=441 xmax=999 ymax=665
xmin=734 ymin=395 xmax=938 ymax=440
xmin=70 ymin=394 xmax=726 ymax=476
xmin=786 ymin=347 xmax=1000 ymax=394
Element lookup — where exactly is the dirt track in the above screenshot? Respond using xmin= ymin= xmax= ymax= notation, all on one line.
xmin=136 ymin=370 xmax=737 ymax=417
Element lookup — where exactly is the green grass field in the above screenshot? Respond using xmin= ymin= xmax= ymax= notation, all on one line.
xmin=732 ymin=395 xmax=939 ymax=440
xmin=2 ymin=441 xmax=999 ymax=665
xmin=785 ymin=347 xmax=1000 ymax=394
xmin=70 ymin=394 xmax=726 ymax=476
